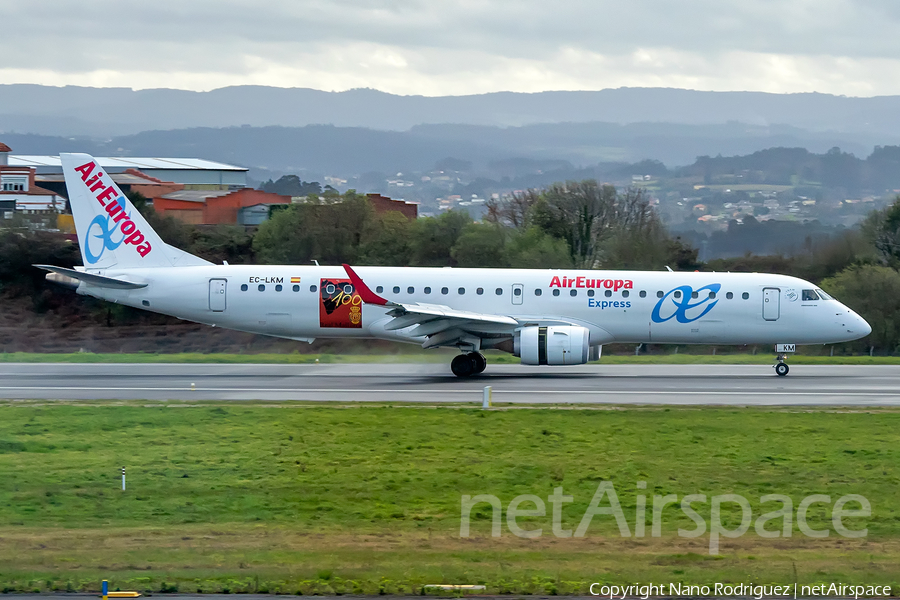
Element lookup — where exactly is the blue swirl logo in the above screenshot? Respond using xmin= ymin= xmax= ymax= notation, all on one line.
xmin=651 ymin=283 xmax=722 ymax=324
xmin=83 ymin=199 xmax=128 ymax=264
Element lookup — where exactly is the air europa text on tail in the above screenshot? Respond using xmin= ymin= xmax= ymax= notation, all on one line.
xmin=74 ymin=161 xmax=152 ymax=258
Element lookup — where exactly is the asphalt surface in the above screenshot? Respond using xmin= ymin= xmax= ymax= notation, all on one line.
xmin=1 ymin=362 xmax=899 ymax=405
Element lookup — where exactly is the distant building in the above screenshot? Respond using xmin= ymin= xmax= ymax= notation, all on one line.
xmin=0 ymin=142 xmax=66 ymax=216
xmin=152 ymin=188 xmax=292 ymax=225
xmin=366 ymin=193 xmax=418 ymax=219
xmin=9 ymin=154 xmax=248 ymax=195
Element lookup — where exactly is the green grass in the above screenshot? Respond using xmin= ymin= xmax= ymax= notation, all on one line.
xmin=2 ymin=351 xmax=900 ymax=364
xmin=1 ymin=402 xmax=899 ymax=592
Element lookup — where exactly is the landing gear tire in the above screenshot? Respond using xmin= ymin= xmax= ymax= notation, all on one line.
xmin=469 ymin=352 xmax=487 ymax=374
xmin=775 ymin=362 xmax=789 ymax=377
xmin=451 ymin=352 xmax=486 ymax=377
xmin=451 ymin=354 xmax=475 ymax=378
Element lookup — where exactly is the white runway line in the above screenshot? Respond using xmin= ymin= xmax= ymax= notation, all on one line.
xmin=0 ymin=386 xmax=897 ymax=397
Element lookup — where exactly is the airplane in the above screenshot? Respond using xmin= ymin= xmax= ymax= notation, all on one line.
xmin=36 ymin=153 xmax=872 ymax=378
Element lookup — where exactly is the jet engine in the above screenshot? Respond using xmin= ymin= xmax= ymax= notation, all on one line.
xmin=514 ymin=325 xmax=592 ymax=365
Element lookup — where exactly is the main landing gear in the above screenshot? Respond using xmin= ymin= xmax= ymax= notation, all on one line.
xmin=451 ymin=352 xmax=487 ymax=377
xmin=775 ymin=354 xmax=790 ymax=377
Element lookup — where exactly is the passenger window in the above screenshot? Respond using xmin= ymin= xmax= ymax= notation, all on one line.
xmin=275 ymin=284 xmax=283 ymax=292
xmin=552 ymin=289 xmax=560 ymax=297
xmin=309 ymin=285 xmax=317 ymax=292
xmin=570 ymin=289 xmax=577 ymax=297
xmin=496 ymin=288 xmax=503 ymax=295
xmin=742 ymin=292 xmax=749 ymax=300
xmin=802 ymin=289 xmax=820 ymax=301
xmin=441 ymin=287 xmax=449 ymax=295
xmin=424 ymin=287 xmax=431 ymax=294
xmin=587 ymin=289 xmax=594 ymax=297
xmin=258 ymin=284 xmax=265 ymax=292
xmin=241 ymin=284 xmax=248 ymax=292
xmin=292 ymin=285 xmax=300 ymax=292
xmin=458 ymin=287 xmax=465 ymax=295
xmin=605 ymin=290 xmax=612 ymax=297
xmin=691 ymin=291 xmax=698 ymax=299
xmin=674 ymin=291 xmax=682 ymax=299
xmin=657 ymin=291 xmax=664 ymax=298
xmin=726 ymin=292 xmax=733 ymax=299
xmin=708 ymin=292 xmax=715 ymax=299
xmin=407 ymin=286 xmax=415 ymax=294
xmin=639 ymin=290 xmax=646 ymax=298
xmin=622 ymin=290 xmax=629 ymax=298
xmin=343 ymin=284 xmax=352 ymax=294
xmin=514 ymin=288 xmax=521 ymax=296
xmin=535 ymin=289 xmax=542 ymax=296
xmin=477 ymin=287 xmax=484 ymax=295
xmin=393 ymin=286 xmax=400 ymax=294
xmin=376 ymin=285 xmax=383 ymax=293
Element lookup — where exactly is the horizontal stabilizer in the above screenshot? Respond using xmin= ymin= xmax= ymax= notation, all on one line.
xmin=35 ymin=264 xmax=148 ymax=290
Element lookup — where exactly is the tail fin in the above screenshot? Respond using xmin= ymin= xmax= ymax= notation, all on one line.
xmin=61 ymin=153 xmax=209 ymax=269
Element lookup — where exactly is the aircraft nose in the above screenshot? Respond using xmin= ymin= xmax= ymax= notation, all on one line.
xmin=859 ymin=314 xmax=872 ymax=337
xmin=843 ymin=307 xmax=871 ymax=338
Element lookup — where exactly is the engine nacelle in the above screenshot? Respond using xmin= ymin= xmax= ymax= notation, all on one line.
xmin=515 ymin=325 xmax=592 ymax=365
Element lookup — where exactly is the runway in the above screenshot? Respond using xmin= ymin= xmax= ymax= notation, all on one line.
xmin=1 ymin=362 xmax=899 ymax=405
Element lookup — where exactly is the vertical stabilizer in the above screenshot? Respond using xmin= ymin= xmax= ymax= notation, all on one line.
xmin=61 ymin=153 xmax=208 ymax=269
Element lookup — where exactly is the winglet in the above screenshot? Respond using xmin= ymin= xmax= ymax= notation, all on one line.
xmin=342 ymin=264 xmax=389 ymax=305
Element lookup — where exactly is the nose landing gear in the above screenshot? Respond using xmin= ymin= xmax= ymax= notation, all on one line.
xmin=774 ymin=354 xmax=789 ymax=377
xmin=451 ymin=352 xmax=487 ymax=377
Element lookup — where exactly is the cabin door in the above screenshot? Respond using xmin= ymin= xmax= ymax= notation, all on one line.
xmin=209 ymin=279 xmax=227 ymax=312
xmin=762 ymin=287 xmax=780 ymax=321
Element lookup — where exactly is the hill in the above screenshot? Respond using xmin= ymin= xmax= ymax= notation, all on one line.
xmin=4 ymin=85 xmax=900 ymax=139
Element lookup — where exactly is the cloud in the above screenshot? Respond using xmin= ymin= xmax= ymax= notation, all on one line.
xmin=3 ymin=0 xmax=900 ymax=95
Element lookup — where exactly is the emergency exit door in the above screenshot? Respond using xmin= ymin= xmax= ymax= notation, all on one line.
xmin=762 ymin=287 xmax=780 ymax=321
xmin=511 ymin=283 xmax=524 ymax=305
xmin=209 ymin=279 xmax=227 ymax=312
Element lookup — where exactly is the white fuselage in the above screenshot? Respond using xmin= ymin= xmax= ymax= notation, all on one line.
xmin=77 ymin=265 xmax=870 ymax=348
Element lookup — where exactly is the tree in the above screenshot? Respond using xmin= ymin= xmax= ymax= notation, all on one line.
xmin=253 ymin=192 xmax=375 ymax=265
xmin=485 ymin=189 xmax=540 ymax=229
xmin=505 ymin=227 xmax=572 ymax=269
xmin=871 ymin=196 xmax=900 ymax=267
xmin=450 ymin=223 xmax=508 ymax=268
xmin=358 ymin=211 xmax=413 ymax=266
xmin=261 ymin=175 xmax=323 ymax=198
xmin=534 ymin=180 xmax=617 ymax=268
xmin=409 ymin=210 xmax=472 ymax=267
xmin=190 ymin=225 xmax=254 ymax=265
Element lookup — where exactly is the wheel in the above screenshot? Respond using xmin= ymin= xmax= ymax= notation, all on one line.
xmin=451 ymin=354 xmax=475 ymax=377
xmin=469 ymin=352 xmax=487 ymax=374
xmin=775 ymin=362 xmax=789 ymax=377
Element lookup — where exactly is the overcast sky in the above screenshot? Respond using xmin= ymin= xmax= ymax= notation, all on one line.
xmin=4 ymin=0 xmax=900 ymax=96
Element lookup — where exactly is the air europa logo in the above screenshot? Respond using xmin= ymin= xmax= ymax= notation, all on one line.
xmin=74 ymin=161 xmax=152 ymax=263
xmin=651 ymin=283 xmax=721 ymax=324
xmin=550 ymin=276 xmax=633 ymax=291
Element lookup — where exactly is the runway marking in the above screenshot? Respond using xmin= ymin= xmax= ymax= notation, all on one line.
xmin=0 ymin=386 xmax=897 ymax=397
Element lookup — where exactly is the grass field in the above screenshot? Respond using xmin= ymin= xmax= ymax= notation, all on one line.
xmin=0 ymin=402 xmax=898 ymax=593
xmin=2 ymin=351 xmax=900 ymax=364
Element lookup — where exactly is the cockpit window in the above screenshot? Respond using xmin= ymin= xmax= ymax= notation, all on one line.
xmin=802 ymin=289 xmax=820 ymax=301
xmin=815 ymin=289 xmax=832 ymax=300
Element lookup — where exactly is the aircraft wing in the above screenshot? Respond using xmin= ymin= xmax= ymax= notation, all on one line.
xmin=342 ymin=264 xmax=520 ymax=349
